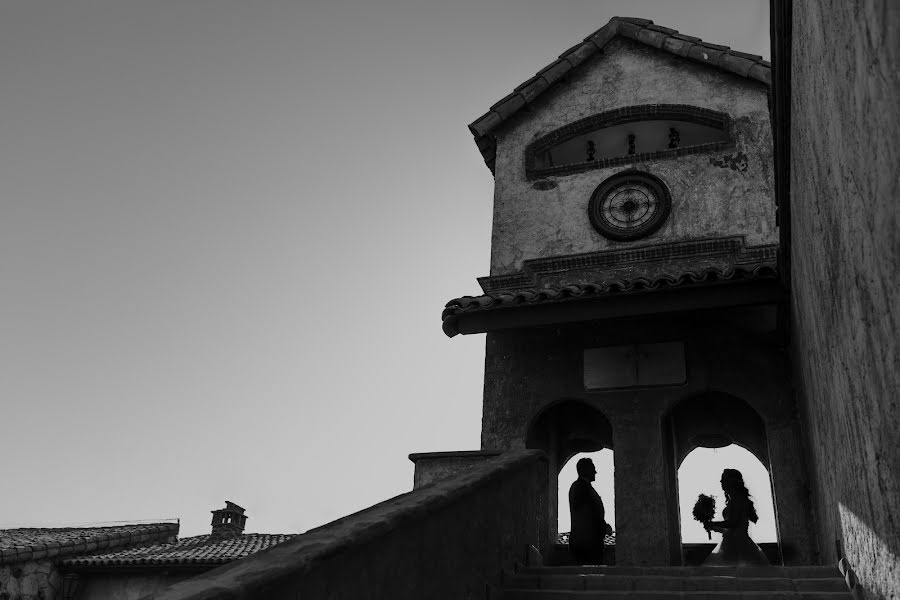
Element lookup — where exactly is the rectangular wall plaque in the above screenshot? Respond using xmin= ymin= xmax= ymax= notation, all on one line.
xmin=584 ymin=342 xmax=686 ymax=390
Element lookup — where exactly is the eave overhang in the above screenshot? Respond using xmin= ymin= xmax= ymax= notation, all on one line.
xmin=442 ymin=266 xmax=783 ymax=337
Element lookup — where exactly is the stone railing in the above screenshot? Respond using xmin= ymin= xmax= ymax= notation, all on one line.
xmin=148 ymin=450 xmax=549 ymax=600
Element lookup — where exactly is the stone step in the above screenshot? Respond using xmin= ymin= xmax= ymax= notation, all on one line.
xmin=502 ymin=592 xmax=851 ymax=599
xmin=501 ymin=565 xmax=852 ymax=599
xmin=505 ymin=574 xmax=848 ymax=593
xmin=516 ymin=565 xmax=842 ymax=578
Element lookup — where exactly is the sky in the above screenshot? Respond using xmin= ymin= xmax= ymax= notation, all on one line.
xmin=0 ymin=1 xmax=770 ymax=540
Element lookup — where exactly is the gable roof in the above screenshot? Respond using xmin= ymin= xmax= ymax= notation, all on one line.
xmin=61 ymin=533 xmax=294 ymax=569
xmin=0 ymin=523 xmax=179 ymax=565
xmin=469 ymin=17 xmax=771 ymax=173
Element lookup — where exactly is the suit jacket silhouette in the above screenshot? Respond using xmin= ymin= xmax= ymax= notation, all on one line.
xmin=568 ymin=478 xmax=608 ymax=552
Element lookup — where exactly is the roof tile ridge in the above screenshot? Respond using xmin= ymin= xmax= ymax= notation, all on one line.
xmin=469 ymin=18 xmax=621 ymax=140
xmin=616 ymin=17 xmax=653 ymax=27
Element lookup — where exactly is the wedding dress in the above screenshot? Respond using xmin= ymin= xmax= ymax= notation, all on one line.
xmin=703 ymin=496 xmax=769 ymax=566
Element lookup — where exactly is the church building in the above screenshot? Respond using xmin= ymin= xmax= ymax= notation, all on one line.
xmin=151 ymin=6 xmax=898 ymax=599
xmin=440 ymin=15 xmax=811 ymax=568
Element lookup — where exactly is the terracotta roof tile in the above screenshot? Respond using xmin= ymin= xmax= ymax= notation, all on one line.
xmin=662 ymin=37 xmax=696 ymax=58
xmin=720 ymin=53 xmax=756 ymax=77
xmin=749 ymin=63 xmax=772 ymax=85
xmin=0 ymin=524 xmax=179 ymax=565
xmin=468 ymin=17 xmax=772 ymax=173
xmin=61 ymin=533 xmax=294 ymax=568
xmin=687 ymin=44 xmax=725 ymax=66
xmin=560 ymin=42 xmax=596 ymax=68
xmin=442 ymin=265 xmax=778 ymax=337
xmin=637 ymin=28 xmax=668 ymax=49
xmin=647 ymin=24 xmax=678 ymax=35
xmin=536 ymin=59 xmax=573 ymax=82
xmin=516 ymin=77 xmax=551 ymax=103
xmin=491 ymin=94 xmax=526 ymax=120
xmin=729 ymin=50 xmax=766 ymax=62
xmin=615 ymin=20 xmax=645 ymax=40
xmin=618 ymin=17 xmax=653 ymax=26
xmin=671 ymin=33 xmax=703 ymax=43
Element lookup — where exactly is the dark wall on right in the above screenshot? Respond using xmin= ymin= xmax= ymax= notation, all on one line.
xmin=789 ymin=1 xmax=899 ymax=597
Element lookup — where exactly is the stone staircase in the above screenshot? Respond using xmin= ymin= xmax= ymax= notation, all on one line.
xmin=501 ymin=565 xmax=852 ymax=599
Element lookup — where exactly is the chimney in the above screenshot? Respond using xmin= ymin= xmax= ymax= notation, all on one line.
xmin=210 ymin=501 xmax=247 ymax=539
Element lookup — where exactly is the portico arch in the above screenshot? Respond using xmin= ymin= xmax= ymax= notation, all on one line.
xmin=526 ymin=399 xmax=613 ymax=547
xmin=664 ymin=391 xmax=776 ymax=564
xmin=669 ymin=391 xmax=768 ymax=467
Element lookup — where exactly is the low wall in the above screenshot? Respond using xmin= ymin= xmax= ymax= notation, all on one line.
xmin=149 ymin=450 xmax=549 ymax=600
xmin=75 ymin=573 xmax=191 ymax=600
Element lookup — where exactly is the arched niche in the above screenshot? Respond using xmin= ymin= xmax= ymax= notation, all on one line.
xmin=526 ymin=399 xmax=613 ymax=546
xmin=667 ymin=391 xmax=768 ymax=468
xmin=558 ymin=449 xmax=616 ymax=548
xmin=677 ymin=445 xmax=778 ymax=549
xmin=524 ymin=104 xmax=734 ymax=180
xmin=663 ymin=391 xmax=776 ymax=564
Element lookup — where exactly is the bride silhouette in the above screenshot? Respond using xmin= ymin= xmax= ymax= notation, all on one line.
xmin=703 ymin=468 xmax=769 ymax=566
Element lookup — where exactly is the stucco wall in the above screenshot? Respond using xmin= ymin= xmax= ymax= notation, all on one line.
xmin=409 ymin=450 xmax=501 ymax=489
xmin=789 ymin=1 xmax=900 ymax=598
xmin=75 ymin=574 xmax=190 ymax=600
xmin=149 ymin=450 xmax=548 ymax=600
xmin=490 ymin=37 xmax=775 ymax=276
xmin=0 ymin=560 xmax=60 ymax=600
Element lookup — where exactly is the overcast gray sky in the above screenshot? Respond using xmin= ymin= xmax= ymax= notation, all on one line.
xmin=1 ymin=1 xmax=769 ymax=540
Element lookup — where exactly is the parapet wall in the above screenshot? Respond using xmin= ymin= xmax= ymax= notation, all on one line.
xmin=149 ymin=450 xmax=549 ymax=600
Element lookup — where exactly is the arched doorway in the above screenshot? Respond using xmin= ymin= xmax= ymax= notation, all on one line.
xmin=665 ymin=392 xmax=778 ymax=564
xmin=558 ymin=449 xmax=615 ymax=544
xmin=678 ymin=444 xmax=778 ymax=563
xmin=526 ymin=400 xmax=613 ymax=548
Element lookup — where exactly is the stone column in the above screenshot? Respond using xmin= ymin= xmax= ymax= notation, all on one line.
xmin=613 ymin=408 xmax=677 ymax=566
xmin=767 ymin=419 xmax=817 ymax=564
xmin=548 ymin=412 xmax=560 ymax=546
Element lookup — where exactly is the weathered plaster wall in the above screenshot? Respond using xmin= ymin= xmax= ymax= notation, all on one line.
xmin=481 ymin=310 xmax=814 ymax=565
xmin=789 ymin=1 xmax=900 ymax=598
xmin=149 ymin=450 xmax=549 ymax=600
xmin=409 ymin=450 xmax=501 ymax=489
xmin=490 ymin=37 xmax=775 ymax=276
xmin=0 ymin=561 xmax=60 ymax=600
xmin=75 ymin=573 xmax=190 ymax=600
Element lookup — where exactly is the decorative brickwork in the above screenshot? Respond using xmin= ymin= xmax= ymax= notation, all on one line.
xmin=475 ymin=237 xmax=777 ymax=294
xmin=525 ymin=105 xmax=734 ymax=180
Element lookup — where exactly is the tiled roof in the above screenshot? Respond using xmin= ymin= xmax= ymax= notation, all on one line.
xmin=470 ymin=17 xmax=771 ymax=172
xmin=442 ymin=264 xmax=778 ymax=337
xmin=0 ymin=524 xmax=179 ymax=565
xmin=61 ymin=533 xmax=294 ymax=568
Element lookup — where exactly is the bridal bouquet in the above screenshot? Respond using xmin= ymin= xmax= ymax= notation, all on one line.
xmin=692 ymin=494 xmax=716 ymax=540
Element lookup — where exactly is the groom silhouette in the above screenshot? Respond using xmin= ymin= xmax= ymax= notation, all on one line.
xmin=568 ymin=457 xmax=611 ymax=564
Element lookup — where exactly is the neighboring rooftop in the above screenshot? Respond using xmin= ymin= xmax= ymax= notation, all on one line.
xmin=61 ymin=533 xmax=295 ymax=568
xmin=0 ymin=523 xmax=179 ymax=565
xmin=469 ymin=16 xmax=771 ymax=173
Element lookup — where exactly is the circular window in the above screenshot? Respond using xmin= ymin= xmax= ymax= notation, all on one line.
xmin=588 ymin=171 xmax=672 ymax=241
